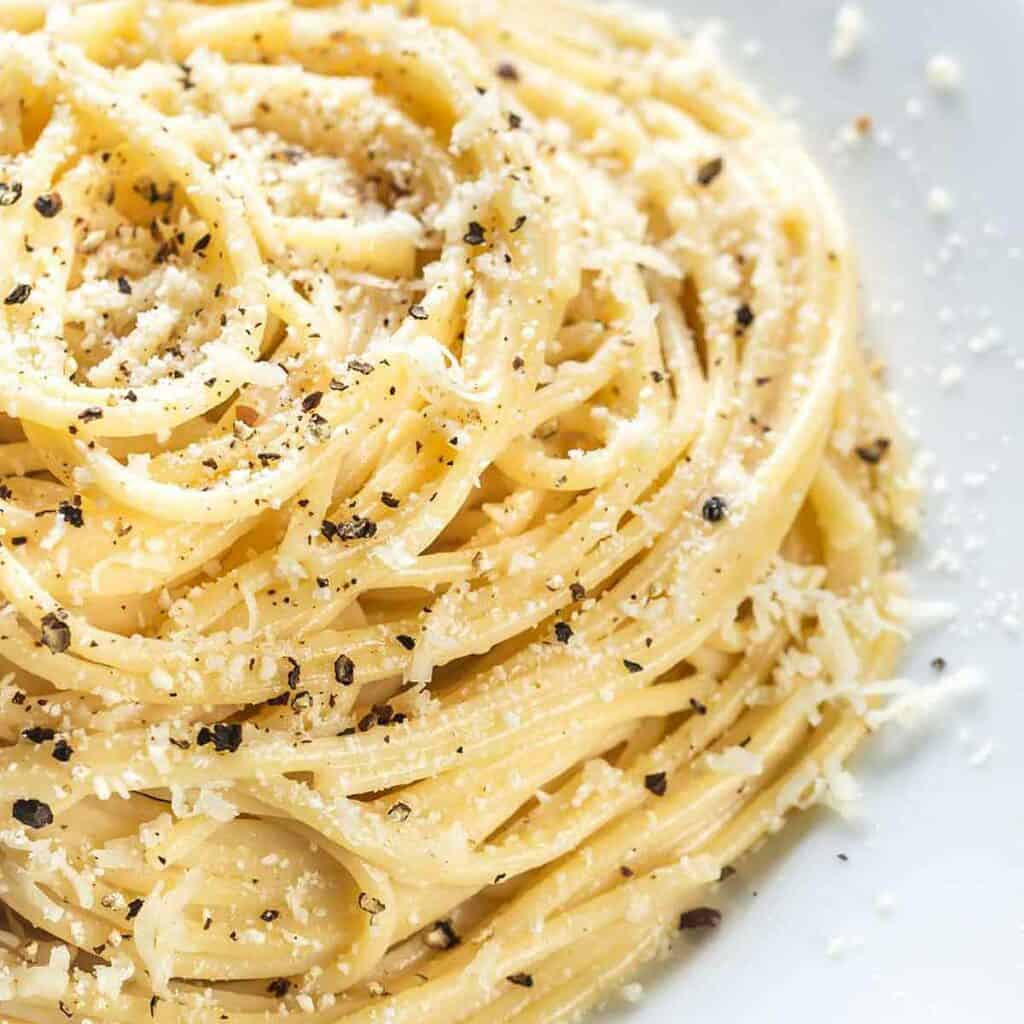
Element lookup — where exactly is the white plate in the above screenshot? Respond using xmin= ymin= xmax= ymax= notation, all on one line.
xmin=602 ymin=2 xmax=1024 ymax=1020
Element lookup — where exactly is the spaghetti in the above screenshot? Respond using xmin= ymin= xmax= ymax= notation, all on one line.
xmin=0 ymin=1 xmax=919 ymax=1021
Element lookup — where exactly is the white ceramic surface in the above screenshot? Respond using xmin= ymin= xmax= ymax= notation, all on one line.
xmin=601 ymin=2 xmax=1024 ymax=1020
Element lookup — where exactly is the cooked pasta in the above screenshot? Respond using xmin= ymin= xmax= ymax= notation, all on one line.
xmin=0 ymin=1 xmax=919 ymax=1021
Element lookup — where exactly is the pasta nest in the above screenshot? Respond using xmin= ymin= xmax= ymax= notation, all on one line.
xmin=0 ymin=2 xmax=917 ymax=1021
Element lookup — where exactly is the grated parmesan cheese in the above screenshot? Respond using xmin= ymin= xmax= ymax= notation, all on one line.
xmin=704 ymin=746 xmax=763 ymax=777
xmin=864 ymin=666 xmax=983 ymax=730
xmin=830 ymin=5 xmax=866 ymax=62
xmin=10 ymin=944 xmax=71 ymax=1000
xmin=94 ymin=954 xmax=135 ymax=998
xmin=926 ymin=54 xmax=963 ymax=94
xmin=926 ymin=187 xmax=953 ymax=218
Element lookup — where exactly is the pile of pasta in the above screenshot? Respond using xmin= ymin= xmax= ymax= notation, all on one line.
xmin=0 ymin=1 xmax=919 ymax=1021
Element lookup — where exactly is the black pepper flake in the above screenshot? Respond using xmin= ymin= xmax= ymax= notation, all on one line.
xmin=358 ymin=892 xmax=386 ymax=916
xmin=285 ymin=656 xmax=301 ymax=689
xmin=134 ymin=178 xmax=174 ymax=205
xmin=321 ymin=519 xmax=338 ymax=541
xmin=33 ymin=193 xmax=62 ymax=218
xmin=149 ymin=995 xmax=159 ymax=1017
xmin=154 ymin=239 xmax=178 ymax=264
xmin=463 ymin=220 xmax=486 ymax=246
xmin=58 ymin=500 xmax=84 ymax=528
xmin=117 ymin=275 xmax=133 ymax=295
xmin=855 ymin=438 xmax=891 ymax=464
xmin=333 ymin=653 xmax=355 ymax=686
xmin=381 ymin=491 xmax=400 ymax=508
xmin=196 ymin=722 xmax=243 ymax=752
xmin=52 ymin=739 xmax=73 ymax=762
xmin=11 ymin=535 xmax=26 ymax=546
xmin=301 ymin=391 xmax=323 ymax=412
xmin=336 ymin=515 xmax=377 ymax=541
xmin=620 ymin=865 xmax=635 ymax=878
xmin=553 ymin=621 xmax=573 ymax=644
xmin=644 ymin=771 xmax=667 ymax=796
xmin=623 ymin=659 xmax=643 ymax=673
xmin=508 ymin=111 xmax=523 ymax=129
xmin=0 ymin=484 xmax=11 ymax=500
xmin=126 ymin=389 xmax=138 ymax=402
xmin=408 ymin=303 xmax=428 ymax=320
xmin=0 ymin=182 xmax=22 ymax=206
xmin=40 ymin=612 xmax=71 ymax=654
xmin=12 ymin=798 xmax=52 ymax=829
xmin=425 ymin=919 xmax=460 ymax=950
xmin=22 ymin=726 xmax=55 ymax=743
xmin=696 ymin=157 xmax=725 ymax=187
xmin=735 ymin=303 xmax=755 ymax=329
xmin=930 ymin=657 xmax=947 ymax=672
xmin=261 ymin=909 xmax=280 ymax=922
xmin=395 ymin=634 xmax=416 ymax=650
xmin=126 ymin=898 xmax=144 ymax=920
xmin=496 ymin=61 xmax=519 ymax=81
xmin=4 ymin=283 xmax=31 ymax=305
xmin=570 ymin=582 xmax=586 ymax=601
xmin=373 ymin=702 xmax=395 ymax=726
xmin=701 ymin=496 xmax=727 ymax=523
xmin=267 ymin=978 xmax=290 ymax=998
xmin=837 ymin=852 xmax=849 ymax=862
xmin=689 ymin=697 xmax=707 ymax=715
xmin=387 ymin=801 xmax=411 ymax=822
xmin=307 ymin=411 xmax=327 ymax=440
xmin=192 ymin=232 xmax=211 ymax=254
xmin=507 ymin=973 xmax=533 ymax=988
xmin=678 ymin=906 xmax=721 ymax=930
xmin=78 ymin=406 xmax=104 ymax=422
xmin=348 ymin=359 xmax=374 ymax=375
xmin=60 ymin=1000 xmax=74 ymax=1018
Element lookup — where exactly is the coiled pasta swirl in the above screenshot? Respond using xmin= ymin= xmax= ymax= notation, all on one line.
xmin=0 ymin=2 xmax=917 ymax=1021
